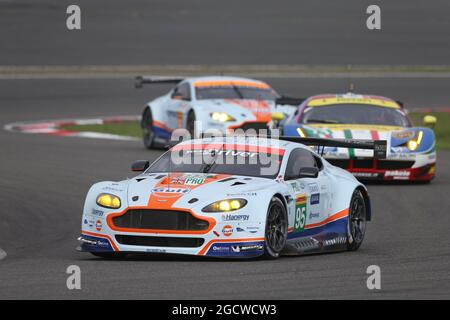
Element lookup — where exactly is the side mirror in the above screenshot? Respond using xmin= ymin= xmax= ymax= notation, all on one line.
xmin=271 ymin=112 xmax=285 ymax=122
xmin=131 ymin=160 xmax=150 ymax=172
xmin=299 ymin=167 xmax=319 ymax=179
xmin=423 ymin=115 xmax=437 ymax=128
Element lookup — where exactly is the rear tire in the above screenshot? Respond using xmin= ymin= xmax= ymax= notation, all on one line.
xmin=347 ymin=190 xmax=367 ymax=251
xmin=142 ymin=108 xmax=155 ymax=150
xmin=264 ymin=197 xmax=288 ymax=259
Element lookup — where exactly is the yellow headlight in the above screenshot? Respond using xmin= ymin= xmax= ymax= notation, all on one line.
xmin=219 ymin=201 xmax=231 ymax=211
xmin=202 ymin=199 xmax=248 ymax=212
xmin=407 ymin=131 xmax=423 ymax=151
xmin=211 ymin=112 xmax=235 ymax=122
xmin=96 ymin=194 xmax=121 ymax=209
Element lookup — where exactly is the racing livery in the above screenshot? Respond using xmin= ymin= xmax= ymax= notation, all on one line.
xmin=136 ymin=76 xmax=299 ymax=149
xmin=280 ymin=93 xmax=437 ymax=182
xmin=78 ymin=136 xmax=386 ymax=259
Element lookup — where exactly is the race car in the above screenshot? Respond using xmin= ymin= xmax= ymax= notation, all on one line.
xmin=136 ymin=75 xmax=301 ymax=149
xmin=279 ymin=93 xmax=437 ymax=182
xmin=77 ymin=135 xmax=387 ymax=259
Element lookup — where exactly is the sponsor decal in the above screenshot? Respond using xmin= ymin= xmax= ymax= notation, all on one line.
xmin=308 ymin=183 xmax=320 ymax=193
xmin=353 ymin=172 xmax=380 ymax=178
xmin=385 ymin=170 xmax=411 ymax=178
xmin=226 ymin=192 xmax=257 ymax=197
xmin=290 ymin=182 xmax=301 ymax=192
xmin=310 ymin=193 xmax=320 ymax=205
xmin=151 ymin=187 xmax=190 ymax=196
xmin=294 ymin=195 xmax=308 ymax=233
xmin=231 ymin=244 xmax=264 ymax=253
xmin=222 ymin=225 xmax=234 ymax=237
xmin=145 ymin=248 xmax=167 ymax=253
xmin=91 ymin=209 xmax=104 ymax=217
xmin=97 ymin=240 xmax=111 ymax=248
xmin=309 ymin=212 xmax=320 ymax=219
xmin=222 ymin=214 xmax=250 ymax=222
xmin=185 ymin=149 xmax=259 ymax=158
xmin=170 ymin=174 xmax=213 ymax=186
xmin=392 ymin=131 xmax=415 ymax=140
xmin=207 ymin=241 xmax=265 ymax=256
xmin=212 ymin=245 xmax=230 ymax=253
xmin=102 ymin=186 xmax=124 ymax=192
xmin=246 ymin=226 xmax=261 ymax=234
xmin=95 ymin=220 xmax=103 ymax=232
xmin=236 ymin=227 xmax=245 ymax=232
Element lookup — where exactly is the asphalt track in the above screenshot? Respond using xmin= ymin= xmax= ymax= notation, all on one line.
xmin=0 ymin=77 xmax=450 ymax=299
xmin=1 ymin=0 xmax=450 ymax=66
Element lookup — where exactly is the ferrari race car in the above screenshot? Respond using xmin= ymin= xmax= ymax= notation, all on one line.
xmin=279 ymin=93 xmax=437 ymax=182
xmin=136 ymin=75 xmax=301 ymax=149
xmin=78 ymin=135 xmax=387 ymax=259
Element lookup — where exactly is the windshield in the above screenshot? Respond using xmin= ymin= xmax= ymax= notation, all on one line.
xmin=196 ymin=86 xmax=278 ymax=101
xmin=146 ymin=145 xmax=283 ymax=179
xmin=301 ymin=104 xmax=411 ymax=127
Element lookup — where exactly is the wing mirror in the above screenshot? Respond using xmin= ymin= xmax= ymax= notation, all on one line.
xmin=423 ymin=115 xmax=437 ymax=129
xmin=299 ymin=167 xmax=319 ymax=179
xmin=272 ymin=112 xmax=285 ymax=122
xmin=131 ymin=160 xmax=150 ymax=172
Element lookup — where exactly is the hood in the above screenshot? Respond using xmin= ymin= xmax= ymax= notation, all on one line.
xmin=125 ymin=172 xmax=273 ymax=210
xmin=194 ymin=99 xmax=275 ymax=123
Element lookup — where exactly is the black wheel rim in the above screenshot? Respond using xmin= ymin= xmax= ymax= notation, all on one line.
xmin=350 ymin=196 xmax=366 ymax=244
xmin=266 ymin=203 xmax=287 ymax=252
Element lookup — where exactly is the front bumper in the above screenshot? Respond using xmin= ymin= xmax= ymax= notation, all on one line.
xmin=79 ymin=209 xmax=266 ymax=258
xmin=327 ymin=152 xmax=436 ymax=181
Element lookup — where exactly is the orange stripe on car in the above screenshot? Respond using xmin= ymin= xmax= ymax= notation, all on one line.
xmin=194 ymin=80 xmax=270 ymax=89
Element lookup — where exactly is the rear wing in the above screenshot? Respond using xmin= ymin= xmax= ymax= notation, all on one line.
xmin=135 ymin=76 xmax=185 ymax=89
xmin=279 ymin=136 xmax=387 ymax=159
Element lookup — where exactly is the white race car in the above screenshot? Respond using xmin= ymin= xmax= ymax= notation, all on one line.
xmin=78 ymin=136 xmax=386 ymax=259
xmin=136 ymin=76 xmax=301 ymax=149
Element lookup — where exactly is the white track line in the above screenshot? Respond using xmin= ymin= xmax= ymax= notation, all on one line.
xmin=0 ymin=248 xmax=6 ymax=261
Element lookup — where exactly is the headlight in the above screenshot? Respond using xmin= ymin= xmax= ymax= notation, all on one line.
xmin=96 ymin=194 xmax=121 ymax=209
xmin=210 ymin=112 xmax=236 ymax=122
xmin=407 ymin=131 xmax=424 ymax=151
xmin=202 ymin=199 xmax=247 ymax=212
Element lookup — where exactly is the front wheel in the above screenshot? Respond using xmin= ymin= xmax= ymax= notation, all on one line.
xmin=264 ymin=197 xmax=288 ymax=259
xmin=347 ymin=190 xmax=367 ymax=251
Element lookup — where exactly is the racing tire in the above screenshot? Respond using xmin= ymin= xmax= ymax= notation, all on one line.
xmin=90 ymin=252 xmax=128 ymax=259
xmin=142 ymin=108 xmax=155 ymax=150
xmin=347 ymin=190 xmax=367 ymax=251
xmin=263 ymin=197 xmax=288 ymax=259
xmin=186 ymin=110 xmax=196 ymax=139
